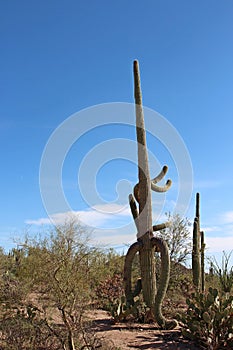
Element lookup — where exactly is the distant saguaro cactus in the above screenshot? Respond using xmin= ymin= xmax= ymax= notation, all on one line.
xmin=201 ymin=230 xmax=205 ymax=292
xmin=123 ymin=60 xmax=177 ymax=329
xmin=192 ymin=193 xmax=205 ymax=291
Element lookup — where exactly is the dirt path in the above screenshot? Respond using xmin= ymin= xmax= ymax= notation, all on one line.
xmin=91 ymin=310 xmax=199 ymax=350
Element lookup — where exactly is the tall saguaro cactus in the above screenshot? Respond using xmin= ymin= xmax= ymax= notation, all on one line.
xmin=123 ymin=60 xmax=177 ymax=329
xmin=192 ymin=192 xmax=205 ymax=291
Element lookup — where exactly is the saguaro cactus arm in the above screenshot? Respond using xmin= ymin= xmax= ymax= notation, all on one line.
xmin=151 ymin=165 xmax=172 ymax=193
xmin=151 ymin=237 xmax=178 ymax=329
xmin=153 ymin=222 xmax=170 ymax=232
xmin=124 ymin=241 xmax=142 ymax=306
xmin=133 ymin=165 xmax=172 ymax=203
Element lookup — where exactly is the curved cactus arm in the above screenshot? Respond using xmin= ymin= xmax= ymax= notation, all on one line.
xmin=133 ymin=183 xmax=140 ymax=204
xmin=133 ymin=176 xmax=172 ymax=202
xmin=151 ymin=165 xmax=172 ymax=193
xmin=129 ymin=194 xmax=140 ymax=233
xmin=151 ymin=179 xmax=172 ymax=193
xmin=124 ymin=241 xmax=142 ymax=306
xmin=129 ymin=194 xmax=139 ymax=220
xmin=134 ymin=178 xmax=172 ymax=199
xmin=151 ymin=165 xmax=168 ymax=183
xmin=151 ymin=237 xmax=178 ymax=329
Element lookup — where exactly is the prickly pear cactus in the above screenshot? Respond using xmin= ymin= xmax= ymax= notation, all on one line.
xmin=123 ymin=60 xmax=177 ymax=329
xmin=180 ymin=287 xmax=233 ymax=348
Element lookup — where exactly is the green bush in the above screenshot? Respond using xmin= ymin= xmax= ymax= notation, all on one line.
xmin=209 ymin=251 xmax=233 ymax=294
xmin=0 ymin=220 xmax=124 ymax=350
xmin=95 ymin=273 xmax=125 ymax=310
xmin=179 ymin=287 xmax=233 ymax=349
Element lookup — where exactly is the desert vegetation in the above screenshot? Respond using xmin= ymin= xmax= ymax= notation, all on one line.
xmin=0 ymin=214 xmax=232 ymax=349
xmin=0 ymin=220 xmax=124 ymax=350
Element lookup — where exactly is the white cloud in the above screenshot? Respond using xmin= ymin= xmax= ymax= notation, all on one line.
xmin=90 ymin=228 xmax=136 ymax=248
xmin=25 ymin=203 xmax=132 ymax=229
xmin=205 ymin=235 xmax=233 ymax=254
xmin=202 ymin=226 xmax=221 ymax=233
xmin=221 ymin=211 xmax=233 ymax=224
xmin=26 ymin=205 xmax=233 ymax=253
xmin=92 ymin=203 xmax=130 ymax=216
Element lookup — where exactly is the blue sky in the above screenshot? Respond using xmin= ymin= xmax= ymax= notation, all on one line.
xmin=1 ymin=1 xmax=233 ymax=265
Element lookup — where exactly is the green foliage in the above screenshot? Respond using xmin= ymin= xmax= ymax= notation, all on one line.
xmin=166 ymin=264 xmax=193 ymax=295
xmin=95 ymin=272 xmax=149 ymax=323
xmin=179 ymin=287 xmax=233 ymax=349
xmin=0 ymin=219 xmax=122 ymax=350
xmin=158 ymin=212 xmax=192 ymax=265
xmin=108 ymin=295 xmax=148 ymax=323
xmin=209 ymin=251 xmax=233 ymax=294
xmin=156 ymin=212 xmax=192 ymax=292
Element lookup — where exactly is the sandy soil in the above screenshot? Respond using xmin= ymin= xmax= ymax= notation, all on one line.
xmin=90 ymin=309 xmax=199 ymax=350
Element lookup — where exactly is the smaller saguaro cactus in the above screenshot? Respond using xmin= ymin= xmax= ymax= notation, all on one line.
xmin=192 ymin=193 xmax=205 ymax=291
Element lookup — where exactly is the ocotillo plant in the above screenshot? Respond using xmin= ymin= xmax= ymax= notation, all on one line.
xmin=192 ymin=192 xmax=205 ymax=291
xmin=123 ymin=60 xmax=177 ymax=329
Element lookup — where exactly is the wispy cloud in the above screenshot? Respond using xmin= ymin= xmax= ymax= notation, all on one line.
xmin=202 ymin=226 xmax=221 ymax=233
xmin=221 ymin=211 xmax=233 ymax=224
xmin=193 ymin=179 xmax=223 ymax=189
xmin=25 ymin=205 xmax=233 ymax=253
xmin=202 ymin=210 xmax=233 ymax=236
xmin=25 ymin=203 xmax=132 ymax=229
xmin=90 ymin=227 xmax=136 ymax=248
xmin=205 ymin=236 xmax=233 ymax=254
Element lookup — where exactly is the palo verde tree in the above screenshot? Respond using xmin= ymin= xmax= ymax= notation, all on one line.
xmin=10 ymin=220 xmax=108 ymax=350
xmin=158 ymin=212 xmax=192 ymax=265
xmin=123 ymin=60 xmax=177 ymax=329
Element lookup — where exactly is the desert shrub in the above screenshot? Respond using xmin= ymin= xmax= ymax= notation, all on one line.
xmin=156 ymin=212 xmax=192 ymax=293
xmin=179 ymin=287 xmax=233 ymax=349
xmin=108 ymin=295 xmax=149 ymax=323
xmin=0 ymin=219 xmax=124 ymax=349
xmin=0 ymin=304 xmax=59 ymax=350
xmin=95 ymin=273 xmax=124 ymax=311
xmin=0 ymin=270 xmax=58 ymax=350
xmin=158 ymin=212 xmax=192 ymax=265
xmin=0 ymin=271 xmax=27 ymax=306
xmin=209 ymin=251 xmax=233 ymax=294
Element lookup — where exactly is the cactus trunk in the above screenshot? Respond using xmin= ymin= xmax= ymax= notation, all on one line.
xmin=139 ymin=235 xmax=156 ymax=308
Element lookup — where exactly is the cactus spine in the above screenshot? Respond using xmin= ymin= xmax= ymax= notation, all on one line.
xmin=192 ymin=193 xmax=205 ymax=291
xmin=123 ymin=60 xmax=177 ymax=329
